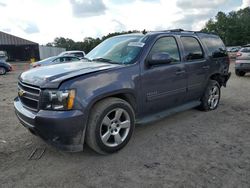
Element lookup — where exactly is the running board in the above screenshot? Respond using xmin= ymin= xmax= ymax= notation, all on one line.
xmin=136 ymin=101 xmax=201 ymax=125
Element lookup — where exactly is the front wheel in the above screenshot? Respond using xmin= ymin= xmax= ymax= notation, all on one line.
xmin=0 ymin=67 xmax=6 ymax=75
xmin=199 ymin=80 xmax=221 ymax=111
xmin=86 ymin=97 xmax=135 ymax=154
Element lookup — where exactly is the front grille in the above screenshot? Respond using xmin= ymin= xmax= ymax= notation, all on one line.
xmin=18 ymin=82 xmax=41 ymax=111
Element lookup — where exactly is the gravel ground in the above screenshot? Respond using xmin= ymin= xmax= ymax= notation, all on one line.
xmin=0 ymin=62 xmax=250 ymax=188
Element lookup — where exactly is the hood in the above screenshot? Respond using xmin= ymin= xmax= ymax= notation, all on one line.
xmin=20 ymin=61 xmax=122 ymax=88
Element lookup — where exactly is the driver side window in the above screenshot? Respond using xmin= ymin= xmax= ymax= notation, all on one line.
xmin=149 ymin=37 xmax=180 ymax=63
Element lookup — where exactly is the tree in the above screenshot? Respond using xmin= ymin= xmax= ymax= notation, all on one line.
xmin=202 ymin=7 xmax=250 ymax=46
xmin=46 ymin=30 xmax=147 ymax=53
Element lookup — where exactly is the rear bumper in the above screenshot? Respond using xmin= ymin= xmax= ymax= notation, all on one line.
xmin=235 ymin=63 xmax=250 ymax=72
xmin=14 ymin=97 xmax=86 ymax=152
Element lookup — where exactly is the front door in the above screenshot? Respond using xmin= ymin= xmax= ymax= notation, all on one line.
xmin=141 ymin=36 xmax=187 ymax=116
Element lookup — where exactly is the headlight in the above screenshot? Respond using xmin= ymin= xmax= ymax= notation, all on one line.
xmin=41 ymin=89 xmax=76 ymax=110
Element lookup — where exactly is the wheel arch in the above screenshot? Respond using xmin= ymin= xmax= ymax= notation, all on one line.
xmin=209 ymin=73 xmax=224 ymax=87
xmin=93 ymin=93 xmax=136 ymax=112
xmin=85 ymin=90 xmax=137 ymax=120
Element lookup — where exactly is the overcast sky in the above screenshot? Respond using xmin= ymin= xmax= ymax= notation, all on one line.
xmin=0 ymin=0 xmax=249 ymax=44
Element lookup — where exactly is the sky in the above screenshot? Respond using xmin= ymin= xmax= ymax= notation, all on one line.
xmin=0 ymin=0 xmax=249 ymax=44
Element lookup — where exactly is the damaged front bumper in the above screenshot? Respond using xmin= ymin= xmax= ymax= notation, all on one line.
xmin=14 ymin=97 xmax=86 ymax=152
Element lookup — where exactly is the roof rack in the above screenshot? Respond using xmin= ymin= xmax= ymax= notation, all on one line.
xmin=150 ymin=29 xmax=197 ymax=33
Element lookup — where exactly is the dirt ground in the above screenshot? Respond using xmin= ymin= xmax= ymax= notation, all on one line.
xmin=0 ymin=62 xmax=250 ymax=188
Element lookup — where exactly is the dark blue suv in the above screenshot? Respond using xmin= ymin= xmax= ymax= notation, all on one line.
xmin=14 ymin=29 xmax=231 ymax=154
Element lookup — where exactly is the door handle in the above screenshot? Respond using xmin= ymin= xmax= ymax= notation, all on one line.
xmin=175 ymin=70 xmax=186 ymax=75
xmin=202 ymin=65 xmax=210 ymax=70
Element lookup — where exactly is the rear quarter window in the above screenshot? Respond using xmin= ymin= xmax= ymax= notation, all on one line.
xmin=200 ymin=35 xmax=227 ymax=58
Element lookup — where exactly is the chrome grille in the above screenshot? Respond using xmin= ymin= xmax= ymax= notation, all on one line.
xmin=18 ymin=82 xmax=41 ymax=111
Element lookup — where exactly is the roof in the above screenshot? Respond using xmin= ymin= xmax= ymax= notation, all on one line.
xmin=147 ymin=29 xmax=218 ymax=37
xmin=0 ymin=31 xmax=38 ymax=45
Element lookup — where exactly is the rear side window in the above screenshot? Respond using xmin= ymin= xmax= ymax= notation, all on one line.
xmin=200 ymin=36 xmax=227 ymax=58
xmin=181 ymin=37 xmax=204 ymax=61
xmin=149 ymin=37 xmax=180 ymax=63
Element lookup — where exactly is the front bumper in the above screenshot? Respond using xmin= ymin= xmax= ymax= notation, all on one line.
xmin=235 ymin=62 xmax=250 ymax=72
xmin=14 ymin=97 xmax=86 ymax=152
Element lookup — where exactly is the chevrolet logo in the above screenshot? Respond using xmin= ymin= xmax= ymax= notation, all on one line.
xmin=18 ymin=89 xmax=25 ymax=97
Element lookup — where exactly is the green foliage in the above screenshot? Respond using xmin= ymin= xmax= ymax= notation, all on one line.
xmin=46 ymin=30 xmax=144 ymax=53
xmin=202 ymin=7 xmax=250 ymax=46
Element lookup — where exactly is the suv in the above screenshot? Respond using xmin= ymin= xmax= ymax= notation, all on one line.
xmin=14 ymin=30 xmax=231 ymax=154
xmin=235 ymin=46 xmax=250 ymax=76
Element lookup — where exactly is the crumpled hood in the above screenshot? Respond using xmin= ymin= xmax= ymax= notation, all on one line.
xmin=19 ymin=61 xmax=121 ymax=88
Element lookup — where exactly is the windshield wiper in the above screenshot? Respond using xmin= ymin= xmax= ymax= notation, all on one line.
xmin=91 ymin=57 xmax=113 ymax=62
xmin=91 ymin=57 xmax=120 ymax=64
xmin=81 ymin=57 xmax=92 ymax=62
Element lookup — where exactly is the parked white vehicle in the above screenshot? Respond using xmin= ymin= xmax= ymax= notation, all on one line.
xmin=58 ymin=50 xmax=85 ymax=58
xmin=0 ymin=51 xmax=8 ymax=61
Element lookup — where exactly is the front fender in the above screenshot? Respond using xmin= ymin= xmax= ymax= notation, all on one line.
xmin=59 ymin=64 xmax=140 ymax=145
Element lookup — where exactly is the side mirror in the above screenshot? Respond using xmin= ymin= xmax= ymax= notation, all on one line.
xmin=148 ymin=52 xmax=172 ymax=66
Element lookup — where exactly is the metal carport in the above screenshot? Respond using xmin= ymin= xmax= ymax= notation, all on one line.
xmin=0 ymin=31 xmax=39 ymax=61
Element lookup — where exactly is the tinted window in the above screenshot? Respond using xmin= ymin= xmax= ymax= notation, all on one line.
xmin=149 ymin=37 xmax=180 ymax=63
xmin=181 ymin=37 xmax=204 ymax=60
xmin=52 ymin=58 xmax=61 ymax=63
xmin=200 ymin=36 xmax=227 ymax=58
xmin=53 ymin=57 xmax=68 ymax=63
xmin=67 ymin=57 xmax=79 ymax=61
xmin=72 ymin=52 xmax=84 ymax=57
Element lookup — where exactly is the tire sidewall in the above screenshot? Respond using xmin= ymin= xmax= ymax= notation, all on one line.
xmin=95 ymin=102 xmax=135 ymax=153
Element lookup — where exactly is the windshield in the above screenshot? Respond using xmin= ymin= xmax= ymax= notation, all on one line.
xmin=85 ymin=35 xmax=146 ymax=64
xmin=39 ymin=56 xmax=56 ymax=63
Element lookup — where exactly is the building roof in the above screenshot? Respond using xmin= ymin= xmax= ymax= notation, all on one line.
xmin=0 ymin=31 xmax=38 ymax=45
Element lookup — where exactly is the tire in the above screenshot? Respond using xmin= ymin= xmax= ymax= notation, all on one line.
xmin=86 ymin=97 xmax=135 ymax=154
xmin=0 ymin=67 xmax=6 ymax=75
xmin=235 ymin=70 xmax=246 ymax=77
xmin=199 ymin=80 xmax=221 ymax=111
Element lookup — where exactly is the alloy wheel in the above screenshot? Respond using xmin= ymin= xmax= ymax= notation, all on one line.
xmin=208 ymin=85 xmax=220 ymax=109
xmin=0 ymin=67 xmax=6 ymax=75
xmin=100 ymin=108 xmax=131 ymax=147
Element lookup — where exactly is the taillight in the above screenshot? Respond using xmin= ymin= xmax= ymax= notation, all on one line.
xmin=236 ymin=52 xmax=242 ymax=57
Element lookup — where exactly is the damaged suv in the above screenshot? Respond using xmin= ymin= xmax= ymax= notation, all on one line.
xmin=14 ymin=30 xmax=231 ymax=154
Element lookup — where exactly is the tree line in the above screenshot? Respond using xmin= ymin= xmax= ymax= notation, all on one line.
xmin=47 ymin=7 xmax=250 ymax=52
xmin=202 ymin=7 xmax=250 ymax=46
xmin=46 ymin=30 xmax=146 ymax=54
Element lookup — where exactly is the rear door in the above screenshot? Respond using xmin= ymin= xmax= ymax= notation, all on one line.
xmin=180 ymin=36 xmax=209 ymax=102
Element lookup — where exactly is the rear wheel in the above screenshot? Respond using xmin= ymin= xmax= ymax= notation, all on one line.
xmin=0 ymin=67 xmax=6 ymax=75
xmin=86 ymin=97 xmax=135 ymax=154
xmin=235 ymin=70 xmax=246 ymax=77
xmin=199 ymin=80 xmax=221 ymax=111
